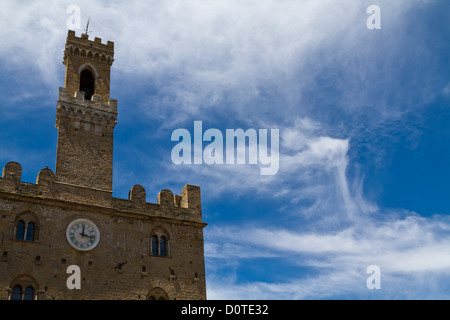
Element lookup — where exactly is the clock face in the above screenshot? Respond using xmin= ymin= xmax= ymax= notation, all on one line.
xmin=66 ymin=219 xmax=100 ymax=251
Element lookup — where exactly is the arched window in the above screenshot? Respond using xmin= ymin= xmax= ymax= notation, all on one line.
xmin=11 ymin=285 xmax=22 ymax=300
xmin=150 ymin=227 xmax=170 ymax=257
xmin=9 ymin=285 xmax=35 ymax=300
xmin=151 ymin=236 xmax=158 ymax=256
xmin=80 ymin=69 xmax=95 ymax=100
xmin=15 ymin=212 xmax=40 ymax=242
xmin=16 ymin=220 xmax=25 ymax=240
xmin=26 ymin=222 xmax=35 ymax=241
xmin=23 ymin=286 xmax=35 ymax=300
xmin=160 ymin=236 xmax=167 ymax=257
xmin=147 ymin=287 xmax=169 ymax=300
xmin=9 ymin=275 xmax=38 ymax=300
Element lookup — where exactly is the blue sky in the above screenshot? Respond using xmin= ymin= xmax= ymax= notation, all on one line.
xmin=0 ymin=0 xmax=449 ymax=299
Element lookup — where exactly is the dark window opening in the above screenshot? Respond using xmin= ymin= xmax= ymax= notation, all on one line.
xmin=16 ymin=221 xmax=25 ymax=240
xmin=160 ymin=236 xmax=167 ymax=257
xmin=16 ymin=219 xmax=37 ymax=242
xmin=26 ymin=222 xmax=35 ymax=241
xmin=11 ymin=286 xmax=22 ymax=300
xmin=24 ymin=286 xmax=34 ymax=300
xmin=10 ymin=285 xmax=35 ymax=300
xmin=151 ymin=236 xmax=158 ymax=256
xmin=80 ymin=69 xmax=95 ymax=100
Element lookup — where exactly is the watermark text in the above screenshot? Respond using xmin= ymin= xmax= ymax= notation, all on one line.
xmin=171 ymin=121 xmax=279 ymax=175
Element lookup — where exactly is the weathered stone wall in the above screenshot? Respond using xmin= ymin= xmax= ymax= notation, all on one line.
xmin=0 ymin=163 xmax=206 ymax=300
xmin=55 ymin=87 xmax=117 ymax=192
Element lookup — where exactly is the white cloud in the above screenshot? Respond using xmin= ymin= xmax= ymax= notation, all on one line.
xmin=0 ymin=0 xmax=447 ymax=300
xmin=0 ymin=1 xmax=432 ymax=120
xmin=156 ymin=116 xmax=350 ymax=205
xmin=205 ymin=212 xmax=450 ymax=299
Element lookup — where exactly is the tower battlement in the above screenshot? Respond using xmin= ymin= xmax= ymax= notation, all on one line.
xmin=64 ymin=30 xmax=114 ymax=66
xmin=57 ymin=87 xmax=118 ymax=119
xmin=63 ymin=30 xmax=114 ymax=104
xmin=0 ymin=162 xmax=203 ymax=223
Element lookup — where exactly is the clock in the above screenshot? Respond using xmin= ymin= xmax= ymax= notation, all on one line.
xmin=66 ymin=218 xmax=100 ymax=251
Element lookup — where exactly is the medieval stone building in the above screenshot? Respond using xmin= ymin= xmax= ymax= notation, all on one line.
xmin=0 ymin=30 xmax=207 ymax=300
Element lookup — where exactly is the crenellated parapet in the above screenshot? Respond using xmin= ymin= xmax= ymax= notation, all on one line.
xmin=64 ymin=30 xmax=114 ymax=67
xmin=57 ymin=87 xmax=118 ymax=114
xmin=62 ymin=30 xmax=115 ymax=104
xmin=0 ymin=162 xmax=203 ymax=223
xmin=56 ymin=87 xmax=118 ymax=133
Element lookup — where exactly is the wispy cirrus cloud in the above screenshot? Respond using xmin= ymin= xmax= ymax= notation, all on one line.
xmin=205 ymin=210 xmax=450 ymax=299
xmin=0 ymin=0 xmax=448 ymax=300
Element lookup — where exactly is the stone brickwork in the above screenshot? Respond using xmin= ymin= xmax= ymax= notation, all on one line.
xmin=0 ymin=31 xmax=207 ymax=300
xmin=55 ymin=86 xmax=117 ymax=191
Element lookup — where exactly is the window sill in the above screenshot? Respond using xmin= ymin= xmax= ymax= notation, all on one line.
xmin=150 ymin=255 xmax=172 ymax=259
xmin=10 ymin=239 xmax=41 ymax=244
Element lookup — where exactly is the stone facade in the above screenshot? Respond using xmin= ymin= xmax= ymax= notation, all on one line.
xmin=0 ymin=31 xmax=207 ymax=300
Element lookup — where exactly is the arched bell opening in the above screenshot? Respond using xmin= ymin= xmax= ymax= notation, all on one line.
xmin=80 ymin=69 xmax=95 ymax=100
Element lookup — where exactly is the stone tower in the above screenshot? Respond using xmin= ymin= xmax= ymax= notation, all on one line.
xmin=55 ymin=30 xmax=117 ymax=191
xmin=0 ymin=30 xmax=207 ymax=300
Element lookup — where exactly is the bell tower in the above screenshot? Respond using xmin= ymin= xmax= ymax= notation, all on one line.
xmin=55 ymin=30 xmax=117 ymax=192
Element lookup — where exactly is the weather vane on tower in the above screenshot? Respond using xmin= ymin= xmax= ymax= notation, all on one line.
xmin=84 ymin=17 xmax=91 ymax=35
